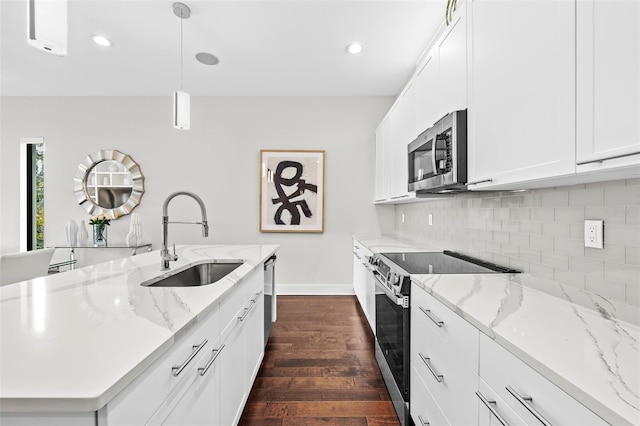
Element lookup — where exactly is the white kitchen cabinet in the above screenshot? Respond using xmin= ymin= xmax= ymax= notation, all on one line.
xmin=435 ymin=0 xmax=467 ymax=120
xmin=410 ymin=363 xmax=450 ymax=426
xmin=415 ymin=50 xmax=439 ymax=134
xmin=467 ymin=0 xmax=576 ymax=190
xmin=352 ymin=240 xmax=375 ymax=334
xmin=161 ymin=338 xmax=224 ymax=426
xmin=477 ymin=378 xmax=527 ymax=426
xmin=102 ymin=305 xmax=220 ymax=425
xmin=479 ymin=333 xmax=609 ymax=426
xmin=410 ymin=283 xmax=478 ymax=426
xmin=374 ymin=118 xmax=390 ymax=202
xmin=391 ymin=83 xmax=417 ymax=200
xmin=219 ymin=267 xmax=264 ymax=426
xmin=576 ymin=0 xmax=640 ymax=173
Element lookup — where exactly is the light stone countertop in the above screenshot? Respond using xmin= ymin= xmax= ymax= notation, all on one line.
xmin=0 ymin=244 xmax=278 ymax=413
xmin=355 ymin=235 xmax=639 ymax=426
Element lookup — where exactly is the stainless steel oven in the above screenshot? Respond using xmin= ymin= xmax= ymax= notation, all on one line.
xmin=408 ymin=110 xmax=467 ymax=194
xmin=368 ymin=250 xmax=519 ymax=426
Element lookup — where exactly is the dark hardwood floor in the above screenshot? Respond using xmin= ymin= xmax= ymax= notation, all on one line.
xmin=239 ymin=295 xmax=400 ymax=426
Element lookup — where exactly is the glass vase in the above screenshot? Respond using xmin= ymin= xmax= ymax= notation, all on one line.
xmin=93 ymin=224 xmax=107 ymax=247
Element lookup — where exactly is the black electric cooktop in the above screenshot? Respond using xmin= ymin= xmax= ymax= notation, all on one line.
xmin=379 ymin=250 xmax=518 ymax=275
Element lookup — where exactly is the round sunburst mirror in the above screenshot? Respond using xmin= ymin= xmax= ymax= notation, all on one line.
xmin=74 ymin=149 xmax=145 ymax=219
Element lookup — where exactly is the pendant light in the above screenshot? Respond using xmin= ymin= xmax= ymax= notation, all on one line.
xmin=173 ymin=2 xmax=191 ymax=130
xmin=28 ymin=0 xmax=68 ymax=56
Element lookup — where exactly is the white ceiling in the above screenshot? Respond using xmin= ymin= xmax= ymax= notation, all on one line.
xmin=0 ymin=0 xmax=445 ymax=97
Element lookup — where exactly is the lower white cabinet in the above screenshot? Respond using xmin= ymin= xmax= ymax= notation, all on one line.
xmin=410 ymin=283 xmax=478 ymax=426
xmin=479 ymin=333 xmax=608 ymax=426
xmin=476 ymin=378 xmax=526 ymax=426
xmin=352 ymin=241 xmax=375 ymax=334
xmin=410 ymin=283 xmax=608 ymax=426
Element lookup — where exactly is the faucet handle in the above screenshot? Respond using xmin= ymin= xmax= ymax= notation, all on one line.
xmin=172 ymin=243 xmax=178 ymax=261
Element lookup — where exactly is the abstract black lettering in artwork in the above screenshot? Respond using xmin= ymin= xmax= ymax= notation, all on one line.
xmin=271 ymin=161 xmax=318 ymax=225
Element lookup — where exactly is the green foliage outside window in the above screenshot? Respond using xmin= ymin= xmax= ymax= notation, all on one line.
xmin=35 ymin=144 xmax=44 ymax=249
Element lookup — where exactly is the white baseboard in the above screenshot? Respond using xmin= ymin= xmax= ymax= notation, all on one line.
xmin=277 ymin=283 xmax=355 ymax=295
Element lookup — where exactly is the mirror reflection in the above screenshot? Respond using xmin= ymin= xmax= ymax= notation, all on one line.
xmin=74 ymin=150 xmax=144 ymax=219
xmin=85 ymin=160 xmax=133 ymax=209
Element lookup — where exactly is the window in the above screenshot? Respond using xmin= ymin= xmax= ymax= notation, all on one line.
xmin=20 ymin=139 xmax=45 ymax=250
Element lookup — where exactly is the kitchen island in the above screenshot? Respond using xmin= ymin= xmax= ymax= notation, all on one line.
xmin=0 ymin=244 xmax=277 ymax=425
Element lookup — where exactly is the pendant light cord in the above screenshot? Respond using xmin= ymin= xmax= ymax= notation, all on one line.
xmin=180 ymin=8 xmax=184 ymax=91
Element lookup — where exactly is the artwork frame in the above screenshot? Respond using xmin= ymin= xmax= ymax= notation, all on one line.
xmin=260 ymin=149 xmax=325 ymax=233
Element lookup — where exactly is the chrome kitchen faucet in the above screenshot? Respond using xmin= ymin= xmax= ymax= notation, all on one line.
xmin=161 ymin=191 xmax=209 ymax=270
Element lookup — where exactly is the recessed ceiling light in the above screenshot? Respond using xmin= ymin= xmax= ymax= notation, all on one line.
xmin=195 ymin=52 xmax=219 ymax=66
xmin=91 ymin=35 xmax=113 ymax=47
xmin=346 ymin=43 xmax=363 ymax=55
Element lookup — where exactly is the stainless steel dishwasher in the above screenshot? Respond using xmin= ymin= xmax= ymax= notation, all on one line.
xmin=263 ymin=255 xmax=277 ymax=347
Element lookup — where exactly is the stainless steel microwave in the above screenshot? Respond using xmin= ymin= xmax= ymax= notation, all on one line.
xmin=408 ymin=110 xmax=467 ymax=194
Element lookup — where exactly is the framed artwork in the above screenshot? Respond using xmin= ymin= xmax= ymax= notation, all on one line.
xmin=260 ymin=150 xmax=325 ymax=233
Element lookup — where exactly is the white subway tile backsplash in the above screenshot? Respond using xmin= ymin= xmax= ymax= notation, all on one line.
xmin=510 ymin=208 xmax=531 ymax=221
xmin=530 ymin=235 xmax=554 ymax=251
xmin=626 ymin=206 xmax=640 ymax=225
xmin=540 ymin=190 xmax=569 ymax=207
xmin=502 ymin=220 xmax=521 ymax=233
xmin=584 ymin=206 xmax=626 ymax=224
xmin=543 ymin=222 xmax=571 ymax=238
xmin=393 ymin=179 xmax=640 ymax=305
xmin=531 ymin=207 xmax=555 ymax=221
xmin=604 ymin=185 xmax=640 ymax=206
xmin=626 ymin=246 xmax=640 ymax=266
xmin=568 ymin=187 xmax=603 ymax=206
xmin=555 ymin=207 xmax=585 ymax=222
xmin=605 ymin=224 xmax=640 ymax=246
xmin=554 ymin=237 xmax=585 ymax=256
xmin=604 ymin=262 xmax=640 ymax=284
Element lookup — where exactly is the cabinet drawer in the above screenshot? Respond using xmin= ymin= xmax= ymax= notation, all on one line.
xmin=411 ymin=312 xmax=478 ymax=426
xmin=479 ymin=333 xmax=608 ymax=426
xmin=477 ymin=378 xmax=526 ymax=426
xmin=104 ymin=306 xmax=219 ymax=424
xmin=219 ymin=266 xmax=260 ymax=325
xmin=411 ymin=282 xmax=479 ymax=372
xmin=410 ymin=362 xmax=450 ymax=426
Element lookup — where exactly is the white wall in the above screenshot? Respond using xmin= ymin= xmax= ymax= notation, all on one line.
xmin=0 ymin=96 xmax=394 ymax=289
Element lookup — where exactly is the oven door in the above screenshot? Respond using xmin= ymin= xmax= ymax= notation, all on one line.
xmin=374 ymin=273 xmax=410 ymax=404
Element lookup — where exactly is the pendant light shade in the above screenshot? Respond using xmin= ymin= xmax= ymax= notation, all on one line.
xmin=172 ymin=2 xmax=190 ymax=130
xmin=28 ymin=0 xmax=68 ymax=56
xmin=173 ymin=90 xmax=190 ymax=130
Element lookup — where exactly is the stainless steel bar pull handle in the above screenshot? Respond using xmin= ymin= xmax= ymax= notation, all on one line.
xmin=417 ymin=414 xmax=430 ymax=426
xmin=467 ymin=178 xmax=493 ymax=186
xmin=419 ymin=306 xmax=444 ymax=327
xmin=419 ymin=352 xmax=443 ymax=383
xmin=476 ymin=391 xmax=509 ymax=426
xmin=198 ymin=344 xmax=225 ymax=376
xmin=172 ymin=338 xmax=208 ymax=377
xmin=577 ymin=151 xmax=640 ymax=166
xmin=506 ymin=385 xmax=552 ymax=426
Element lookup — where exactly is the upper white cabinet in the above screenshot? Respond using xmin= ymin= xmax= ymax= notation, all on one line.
xmin=415 ymin=0 xmax=467 ymax=136
xmin=466 ymin=0 xmax=576 ymax=190
xmin=435 ymin=0 xmax=467 ymax=120
xmin=374 ymin=119 xmax=389 ymax=202
xmin=415 ymin=50 xmax=439 ymax=134
xmin=576 ymin=0 xmax=640 ymax=172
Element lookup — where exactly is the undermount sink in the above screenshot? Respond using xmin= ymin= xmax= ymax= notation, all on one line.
xmin=141 ymin=260 xmax=243 ymax=287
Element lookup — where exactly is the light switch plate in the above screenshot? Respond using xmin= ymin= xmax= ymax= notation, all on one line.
xmin=428 ymin=214 xmax=433 ymax=226
xmin=584 ymin=220 xmax=604 ymax=249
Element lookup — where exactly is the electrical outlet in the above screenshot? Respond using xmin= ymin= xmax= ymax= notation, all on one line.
xmin=584 ymin=220 xmax=604 ymax=249
xmin=428 ymin=214 xmax=433 ymax=226
xmin=401 ymin=214 xmax=405 ymax=224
